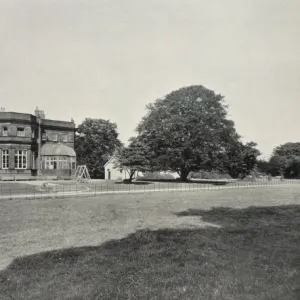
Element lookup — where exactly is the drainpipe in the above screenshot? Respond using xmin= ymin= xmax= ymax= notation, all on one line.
xmin=37 ymin=117 xmax=41 ymax=177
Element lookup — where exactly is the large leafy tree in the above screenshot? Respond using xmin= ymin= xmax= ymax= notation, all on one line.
xmin=75 ymin=118 xmax=122 ymax=178
xmin=115 ymin=138 xmax=152 ymax=182
xmin=136 ymin=85 xmax=253 ymax=181
xmin=269 ymin=143 xmax=300 ymax=178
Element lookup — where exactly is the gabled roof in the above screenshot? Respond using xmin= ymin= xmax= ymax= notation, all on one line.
xmin=104 ymin=156 xmax=118 ymax=167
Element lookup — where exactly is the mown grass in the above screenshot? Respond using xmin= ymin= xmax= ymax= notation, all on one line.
xmin=1 ymin=200 xmax=300 ymax=299
xmin=0 ymin=178 xmax=293 ymax=198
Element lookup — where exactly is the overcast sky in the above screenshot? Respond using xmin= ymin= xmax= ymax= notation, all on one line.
xmin=1 ymin=0 xmax=299 ymax=158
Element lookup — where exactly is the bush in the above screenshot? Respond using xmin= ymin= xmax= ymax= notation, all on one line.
xmin=189 ymin=171 xmax=232 ymax=180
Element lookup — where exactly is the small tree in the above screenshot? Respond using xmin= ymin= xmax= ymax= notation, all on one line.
xmin=198 ymin=139 xmax=261 ymax=179
xmin=116 ymin=138 xmax=152 ymax=183
xmin=268 ymin=142 xmax=300 ymax=178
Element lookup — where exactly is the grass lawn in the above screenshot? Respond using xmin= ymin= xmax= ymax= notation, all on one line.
xmin=0 ymin=178 xmax=292 ymax=197
xmin=1 ymin=185 xmax=300 ymax=299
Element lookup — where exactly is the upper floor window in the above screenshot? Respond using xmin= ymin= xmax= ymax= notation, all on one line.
xmin=3 ymin=127 xmax=8 ymax=136
xmin=17 ymin=128 xmax=25 ymax=137
xmin=15 ymin=150 xmax=27 ymax=169
xmin=2 ymin=150 xmax=9 ymax=169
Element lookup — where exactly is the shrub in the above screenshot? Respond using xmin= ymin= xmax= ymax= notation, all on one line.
xmin=189 ymin=171 xmax=232 ymax=180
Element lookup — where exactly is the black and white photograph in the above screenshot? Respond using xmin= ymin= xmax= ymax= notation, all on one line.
xmin=0 ymin=1 xmax=300 ymax=299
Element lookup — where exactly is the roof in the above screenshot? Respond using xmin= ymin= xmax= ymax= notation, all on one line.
xmin=41 ymin=143 xmax=76 ymax=157
xmin=104 ymin=156 xmax=118 ymax=167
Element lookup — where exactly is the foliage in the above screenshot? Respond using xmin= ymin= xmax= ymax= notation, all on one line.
xmin=217 ymin=141 xmax=261 ymax=179
xmin=256 ymin=159 xmax=270 ymax=174
xmin=75 ymin=118 xmax=122 ymax=178
xmin=136 ymin=85 xmax=259 ymax=180
xmin=116 ymin=138 xmax=152 ymax=182
xmin=189 ymin=170 xmax=232 ymax=180
xmin=269 ymin=143 xmax=300 ymax=178
xmin=273 ymin=142 xmax=300 ymax=157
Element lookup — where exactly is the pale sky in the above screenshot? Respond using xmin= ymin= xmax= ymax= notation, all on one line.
xmin=1 ymin=0 xmax=300 ymax=158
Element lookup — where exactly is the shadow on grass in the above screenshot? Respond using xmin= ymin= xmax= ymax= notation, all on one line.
xmin=175 ymin=205 xmax=300 ymax=228
xmin=114 ymin=180 xmax=153 ymax=185
xmin=1 ymin=205 xmax=300 ymax=300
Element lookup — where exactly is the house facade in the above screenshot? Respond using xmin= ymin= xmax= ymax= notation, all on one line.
xmin=104 ymin=156 xmax=128 ymax=181
xmin=0 ymin=108 xmax=76 ymax=180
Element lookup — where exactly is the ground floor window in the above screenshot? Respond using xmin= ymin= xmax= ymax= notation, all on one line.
xmin=15 ymin=150 xmax=27 ymax=169
xmin=42 ymin=156 xmax=76 ymax=170
xmin=2 ymin=150 xmax=9 ymax=169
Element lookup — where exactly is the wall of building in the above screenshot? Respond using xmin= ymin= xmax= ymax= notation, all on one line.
xmin=0 ymin=110 xmax=76 ymax=179
xmin=41 ymin=169 xmax=75 ymax=177
xmin=43 ymin=129 xmax=74 ymax=148
xmin=104 ymin=159 xmax=128 ymax=181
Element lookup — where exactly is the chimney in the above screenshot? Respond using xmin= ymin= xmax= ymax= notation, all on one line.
xmin=0 ymin=107 xmax=5 ymax=112
xmin=34 ymin=107 xmax=45 ymax=119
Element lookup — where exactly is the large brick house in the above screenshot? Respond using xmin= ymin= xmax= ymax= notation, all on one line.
xmin=0 ymin=107 xmax=76 ymax=179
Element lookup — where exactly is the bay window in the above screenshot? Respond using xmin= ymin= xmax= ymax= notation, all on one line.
xmin=42 ymin=156 xmax=76 ymax=170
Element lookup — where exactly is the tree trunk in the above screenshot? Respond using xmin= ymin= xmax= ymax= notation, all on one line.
xmin=128 ymin=170 xmax=135 ymax=183
xmin=180 ymin=168 xmax=190 ymax=182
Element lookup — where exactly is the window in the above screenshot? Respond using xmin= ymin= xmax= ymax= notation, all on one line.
xmin=17 ymin=128 xmax=25 ymax=137
xmin=15 ymin=150 xmax=27 ymax=169
xmin=32 ymin=152 xmax=36 ymax=169
xmin=53 ymin=134 xmax=58 ymax=141
xmin=63 ymin=135 xmax=68 ymax=142
xmin=2 ymin=150 xmax=9 ymax=169
xmin=70 ymin=157 xmax=76 ymax=169
xmin=3 ymin=127 xmax=8 ymax=136
xmin=42 ymin=156 xmax=76 ymax=170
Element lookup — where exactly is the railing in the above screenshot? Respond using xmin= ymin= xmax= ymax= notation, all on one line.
xmin=0 ymin=178 xmax=299 ymax=200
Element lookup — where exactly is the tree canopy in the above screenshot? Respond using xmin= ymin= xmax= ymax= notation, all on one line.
xmin=75 ymin=118 xmax=122 ymax=178
xmin=136 ymin=85 xmax=259 ymax=181
xmin=268 ymin=142 xmax=300 ymax=178
xmin=116 ymin=137 xmax=152 ymax=182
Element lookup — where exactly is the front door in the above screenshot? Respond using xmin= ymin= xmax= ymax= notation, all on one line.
xmin=107 ymin=169 xmax=111 ymax=180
